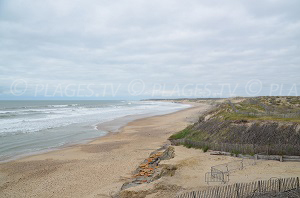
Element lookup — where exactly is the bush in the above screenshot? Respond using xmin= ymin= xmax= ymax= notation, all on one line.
xmin=169 ymin=127 xmax=193 ymax=140
xmin=231 ymin=150 xmax=240 ymax=156
xmin=202 ymin=145 xmax=210 ymax=152
xmin=183 ymin=143 xmax=193 ymax=148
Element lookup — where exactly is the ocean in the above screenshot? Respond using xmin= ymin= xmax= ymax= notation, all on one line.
xmin=0 ymin=100 xmax=190 ymax=161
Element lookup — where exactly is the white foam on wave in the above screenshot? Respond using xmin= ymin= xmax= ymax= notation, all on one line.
xmin=0 ymin=101 xmax=191 ymax=161
xmin=0 ymin=101 xmax=190 ymax=136
xmin=47 ymin=104 xmax=69 ymax=108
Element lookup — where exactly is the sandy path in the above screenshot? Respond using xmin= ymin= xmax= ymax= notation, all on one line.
xmin=0 ymin=103 xmax=211 ymax=198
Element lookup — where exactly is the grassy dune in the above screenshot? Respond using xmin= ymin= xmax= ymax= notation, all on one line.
xmin=170 ymin=97 xmax=300 ymax=155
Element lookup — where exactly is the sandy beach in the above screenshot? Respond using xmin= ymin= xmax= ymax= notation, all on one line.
xmin=0 ymin=102 xmax=211 ymax=198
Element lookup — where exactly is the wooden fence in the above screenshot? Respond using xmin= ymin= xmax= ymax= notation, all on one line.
xmin=205 ymin=158 xmax=257 ymax=184
xmin=176 ymin=177 xmax=300 ymax=198
xmin=205 ymin=171 xmax=229 ymax=184
xmin=170 ymin=139 xmax=300 ymax=156
xmin=211 ymin=158 xmax=256 ymax=176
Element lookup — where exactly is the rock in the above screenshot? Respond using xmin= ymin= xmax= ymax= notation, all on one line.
xmin=160 ymin=146 xmax=175 ymax=160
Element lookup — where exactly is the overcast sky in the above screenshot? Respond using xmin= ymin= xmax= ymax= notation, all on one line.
xmin=0 ymin=0 xmax=299 ymax=99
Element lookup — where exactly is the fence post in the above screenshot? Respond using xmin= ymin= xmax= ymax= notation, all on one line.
xmin=235 ymin=183 xmax=240 ymax=198
xmin=278 ymin=178 xmax=281 ymax=192
xmin=192 ymin=191 xmax=196 ymax=198
xmin=258 ymin=180 xmax=261 ymax=192
xmin=241 ymin=160 xmax=243 ymax=170
xmin=297 ymin=177 xmax=300 ymax=190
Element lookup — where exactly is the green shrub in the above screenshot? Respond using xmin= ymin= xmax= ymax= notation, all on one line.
xmin=183 ymin=143 xmax=193 ymax=148
xmin=202 ymin=145 xmax=210 ymax=152
xmin=169 ymin=127 xmax=193 ymax=140
xmin=231 ymin=150 xmax=240 ymax=156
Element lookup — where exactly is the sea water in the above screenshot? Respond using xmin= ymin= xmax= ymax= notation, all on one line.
xmin=0 ymin=100 xmax=190 ymax=161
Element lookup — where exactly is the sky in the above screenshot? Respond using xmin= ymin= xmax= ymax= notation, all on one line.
xmin=0 ymin=0 xmax=300 ymax=100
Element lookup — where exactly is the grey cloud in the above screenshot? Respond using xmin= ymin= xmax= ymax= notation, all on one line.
xmin=0 ymin=0 xmax=299 ymax=99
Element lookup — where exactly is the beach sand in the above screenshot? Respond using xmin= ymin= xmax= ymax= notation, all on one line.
xmin=128 ymin=145 xmax=300 ymax=198
xmin=0 ymin=102 xmax=211 ymax=198
xmin=1 ymin=101 xmax=300 ymax=198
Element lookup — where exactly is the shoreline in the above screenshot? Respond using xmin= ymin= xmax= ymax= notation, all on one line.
xmin=94 ymin=102 xmax=197 ymax=139
xmin=95 ymin=103 xmax=192 ymax=133
xmin=0 ymin=102 xmax=210 ymax=197
xmin=0 ymin=102 xmax=191 ymax=163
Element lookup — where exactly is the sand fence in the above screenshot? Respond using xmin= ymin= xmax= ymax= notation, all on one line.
xmin=176 ymin=177 xmax=300 ymax=198
xmin=206 ymin=158 xmax=257 ymax=184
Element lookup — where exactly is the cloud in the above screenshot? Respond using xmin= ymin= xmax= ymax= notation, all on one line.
xmin=0 ymin=0 xmax=299 ymax=99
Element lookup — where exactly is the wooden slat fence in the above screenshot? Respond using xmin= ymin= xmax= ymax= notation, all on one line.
xmin=211 ymin=159 xmax=256 ymax=174
xmin=205 ymin=172 xmax=229 ymax=184
xmin=176 ymin=177 xmax=300 ymax=198
xmin=170 ymin=139 xmax=300 ymax=156
xmin=205 ymin=159 xmax=256 ymax=184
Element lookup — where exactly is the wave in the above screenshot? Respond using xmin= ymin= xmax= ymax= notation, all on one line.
xmin=0 ymin=101 xmax=190 ymax=161
xmin=47 ymin=105 xmax=69 ymax=108
xmin=47 ymin=104 xmax=78 ymax=107
xmin=0 ymin=101 xmax=189 ymax=135
xmin=0 ymin=113 xmax=17 ymax=119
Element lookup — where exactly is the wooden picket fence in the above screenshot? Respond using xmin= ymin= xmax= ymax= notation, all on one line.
xmin=176 ymin=177 xmax=300 ymax=198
